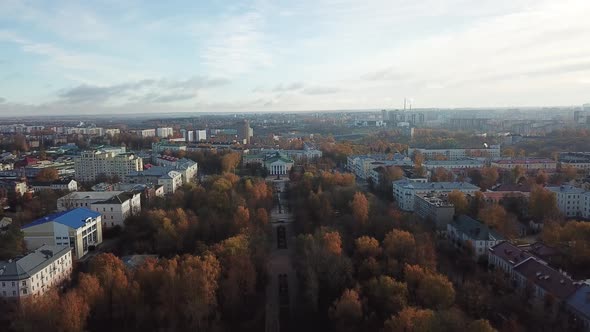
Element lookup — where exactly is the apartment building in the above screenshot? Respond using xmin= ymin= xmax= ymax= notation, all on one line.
xmin=22 ymin=208 xmax=103 ymax=259
xmin=29 ymin=179 xmax=78 ymax=192
xmin=414 ymin=193 xmax=455 ymax=230
xmin=491 ymin=158 xmax=557 ymax=171
xmin=126 ymin=167 xmax=183 ymax=194
xmin=408 ymin=146 xmax=501 ymax=160
xmin=392 ymin=179 xmax=479 ymax=211
xmin=447 ymin=215 xmax=505 ymax=258
xmin=57 ymin=191 xmax=141 ymax=228
xmin=0 ymin=245 xmax=72 ymax=299
xmin=156 ymin=127 xmax=174 ymax=138
xmin=546 ymin=185 xmax=590 ymax=218
xmin=136 ymin=129 xmax=156 ymax=138
xmin=153 ymin=156 xmax=198 ymax=183
xmin=74 ymin=150 xmax=143 ymax=183
xmin=423 ymin=158 xmax=484 ymax=170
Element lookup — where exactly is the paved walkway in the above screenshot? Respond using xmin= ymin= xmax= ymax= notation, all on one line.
xmin=265 ymin=178 xmax=297 ymax=332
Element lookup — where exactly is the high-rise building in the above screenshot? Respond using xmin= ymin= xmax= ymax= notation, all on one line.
xmin=195 ymin=129 xmax=207 ymax=142
xmin=74 ymin=150 xmax=143 ymax=183
xmin=156 ymin=127 xmax=174 ymax=138
xmin=137 ymin=129 xmax=156 ymax=138
xmin=238 ymin=120 xmax=252 ymax=144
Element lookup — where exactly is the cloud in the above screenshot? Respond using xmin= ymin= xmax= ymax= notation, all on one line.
xmin=197 ymin=9 xmax=274 ymax=76
xmin=302 ymin=87 xmax=341 ymax=95
xmin=273 ymin=82 xmax=305 ymax=92
xmin=58 ymin=77 xmax=230 ymax=104
xmin=0 ymin=97 xmax=5 ymax=103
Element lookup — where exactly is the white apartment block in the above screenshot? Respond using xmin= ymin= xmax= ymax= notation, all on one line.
xmin=30 ymin=179 xmax=78 ymax=192
xmin=58 ymin=191 xmax=141 ymax=228
xmin=447 ymin=215 xmax=505 ymax=259
xmin=74 ymin=150 xmax=143 ymax=183
xmin=408 ymin=146 xmax=501 ymax=160
xmin=546 ymin=185 xmax=590 ymax=218
xmin=392 ymin=179 xmax=479 ymax=211
xmin=491 ymin=158 xmax=557 ymax=171
xmin=158 ymin=171 xmax=183 ymax=194
xmin=137 ymin=129 xmax=156 ymax=138
xmin=22 ymin=208 xmax=103 ymax=259
xmin=156 ymin=127 xmax=174 ymax=138
xmin=423 ymin=159 xmax=484 ymax=170
xmin=0 ymin=245 xmax=72 ymax=299
xmin=153 ymin=156 xmax=198 ymax=183
xmin=195 ymin=129 xmax=207 ymax=141
xmin=105 ymin=128 xmax=121 ymax=136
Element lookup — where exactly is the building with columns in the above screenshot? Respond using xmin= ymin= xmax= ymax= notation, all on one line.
xmin=264 ymin=153 xmax=294 ymax=175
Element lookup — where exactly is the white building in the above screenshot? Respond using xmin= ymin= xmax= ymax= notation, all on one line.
xmin=29 ymin=179 xmax=78 ymax=193
xmin=57 ymin=191 xmax=141 ymax=227
xmin=156 ymin=127 xmax=174 ymax=138
xmin=415 ymin=193 xmax=455 ymax=230
xmin=195 ymin=129 xmax=207 ymax=141
xmin=264 ymin=153 xmax=294 ymax=175
xmin=546 ymin=185 xmax=590 ymax=218
xmin=137 ymin=129 xmax=156 ymax=138
xmin=423 ymin=159 xmax=484 ymax=170
xmin=22 ymin=208 xmax=103 ymax=259
xmin=74 ymin=150 xmax=143 ymax=183
xmin=392 ymin=179 xmax=480 ymax=211
xmin=447 ymin=215 xmax=505 ymax=258
xmin=105 ymin=128 xmax=121 ymax=136
xmin=491 ymin=158 xmax=557 ymax=171
xmin=151 ymin=140 xmax=187 ymax=155
xmin=153 ymin=156 xmax=198 ymax=183
xmin=408 ymin=146 xmax=501 ymax=160
xmin=158 ymin=171 xmax=183 ymax=194
xmin=0 ymin=245 xmax=72 ymax=299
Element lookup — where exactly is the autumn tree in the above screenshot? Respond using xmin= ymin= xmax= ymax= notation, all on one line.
xmin=323 ymin=230 xmax=343 ymax=255
xmin=478 ymin=205 xmax=519 ymax=239
xmin=365 ymin=276 xmax=408 ymax=319
xmin=354 ymin=236 xmax=382 ymax=259
xmin=447 ymin=190 xmax=468 ymax=215
xmin=529 ymin=185 xmax=559 ymax=221
xmin=36 ymin=168 xmax=59 ymax=182
xmin=350 ymin=192 xmax=369 ymax=225
xmin=383 ymin=307 xmax=435 ymax=332
xmin=467 ymin=319 xmax=496 ymax=332
xmin=417 ymin=273 xmax=455 ymax=310
xmin=221 ymin=152 xmax=241 ymax=173
xmin=329 ymin=289 xmax=363 ymax=332
xmin=431 ymin=167 xmax=454 ymax=182
xmin=479 ymin=167 xmax=499 ymax=191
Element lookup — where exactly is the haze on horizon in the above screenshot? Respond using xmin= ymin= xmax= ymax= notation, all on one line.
xmin=0 ymin=0 xmax=589 ymax=116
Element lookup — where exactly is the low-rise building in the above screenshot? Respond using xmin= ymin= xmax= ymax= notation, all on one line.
xmin=559 ymin=152 xmax=590 ymax=170
xmin=153 ymin=155 xmax=198 ymax=183
xmin=29 ymin=179 xmax=78 ymax=192
xmin=392 ymin=179 xmax=480 ymax=211
xmin=491 ymin=158 xmax=557 ymax=171
xmin=447 ymin=215 xmax=505 ymax=258
xmin=546 ymin=185 xmax=590 ymax=218
xmin=264 ymin=153 xmax=294 ymax=175
xmin=414 ymin=193 xmax=455 ymax=230
xmin=0 ymin=245 xmax=73 ymax=299
xmin=57 ymin=191 xmax=141 ymax=228
xmin=423 ymin=158 xmax=484 ymax=170
xmin=0 ymin=179 xmax=27 ymax=197
xmin=22 ymin=208 xmax=103 ymax=259
xmin=409 ymin=146 xmax=501 ymax=160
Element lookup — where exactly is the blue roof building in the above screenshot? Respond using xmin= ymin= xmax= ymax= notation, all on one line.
xmin=22 ymin=208 xmax=102 ymax=259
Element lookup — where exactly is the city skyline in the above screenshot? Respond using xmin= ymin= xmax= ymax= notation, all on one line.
xmin=1 ymin=0 xmax=590 ymax=115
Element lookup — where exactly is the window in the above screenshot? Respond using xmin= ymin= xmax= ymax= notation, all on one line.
xmin=11 ymin=282 xmax=15 ymax=287
xmin=21 ymin=281 xmax=26 ymax=286
xmin=23 ymin=289 xmax=27 ymax=294
xmin=12 ymin=291 xmax=16 ymax=296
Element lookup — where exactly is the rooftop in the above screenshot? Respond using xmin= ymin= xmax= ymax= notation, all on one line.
xmin=393 ymin=180 xmax=480 ymax=191
xmin=514 ymin=257 xmax=579 ymax=301
xmin=546 ymin=185 xmax=587 ymax=194
xmin=450 ymin=215 xmax=505 ymax=241
xmin=59 ymin=191 xmax=124 ymax=201
xmin=567 ymin=285 xmax=590 ymax=320
xmin=23 ymin=208 xmax=101 ymax=230
xmin=489 ymin=241 xmax=532 ymax=266
xmin=0 ymin=245 xmax=71 ymax=281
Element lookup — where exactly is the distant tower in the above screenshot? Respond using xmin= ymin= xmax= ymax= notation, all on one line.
xmin=238 ymin=120 xmax=252 ymax=144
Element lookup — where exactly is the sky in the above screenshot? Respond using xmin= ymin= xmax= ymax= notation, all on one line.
xmin=0 ymin=0 xmax=589 ymax=116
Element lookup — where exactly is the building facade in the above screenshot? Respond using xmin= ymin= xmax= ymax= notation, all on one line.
xmin=0 ymin=245 xmax=73 ymax=299
xmin=392 ymin=179 xmax=480 ymax=211
xmin=447 ymin=215 xmax=505 ymax=258
xmin=74 ymin=150 xmax=143 ymax=183
xmin=22 ymin=208 xmax=103 ymax=259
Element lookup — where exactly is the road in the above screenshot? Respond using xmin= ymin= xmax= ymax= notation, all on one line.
xmin=265 ymin=177 xmax=297 ymax=332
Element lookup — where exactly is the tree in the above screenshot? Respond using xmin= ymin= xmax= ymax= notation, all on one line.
xmin=383 ymin=307 xmax=435 ymax=332
xmin=354 ymin=236 xmax=382 ymax=259
xmin=479 ymin=167 xmax=499 ymax=191
xmin=447 ymin=190 xmax=468 ymax=215
xmin=221 ymin=152 xmax=241 ymax=173
xmin=417 ymin=273 xmax=455 ymax=310
xmin=233 ymin=206 xmax=250 ymax=230
xmin=431 ymin=167 xmax=453 ymax=182
xmin=329 ymin=289 xmax=363 ymax=332
xmin=383 ymin=230 xmax=416 ymax=265
xmin=365 ymin=276 xmax=408 ymax=319
xmin=529 ymin=185 xmax=559 ymax=221
xmin=350 ymin=192 xmax=369 ymax=225
xmin=58 ymin=290 xmax=90 ymax=332
xmin=512 ymin=165 xmax=526 ymax=184
xmin=36 ymin=168 xmax=59 ymax=182
xmin=478 ymin=205 xmax=519 ymax=239
xmin=467 ymin=319 xmax=496 ymax=332
xmin=535 ymin=170 xmax=549 ymax=185
xmin=323 ymin=231 xmax=343 ymax=256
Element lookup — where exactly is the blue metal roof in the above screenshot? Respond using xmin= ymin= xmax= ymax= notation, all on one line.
xmin=567 ymin=285 xmax=590 ymax=320
xmin=23 ymin=208 xmax=101 ymax=229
